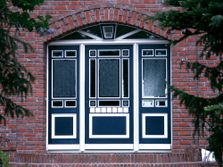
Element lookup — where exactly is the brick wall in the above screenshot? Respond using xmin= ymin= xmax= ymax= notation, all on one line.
xmin=1 ymin=0 xmax=215 ymax=165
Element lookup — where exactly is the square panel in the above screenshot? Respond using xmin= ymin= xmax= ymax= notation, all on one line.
xmin=142 ymin=113 xmax=168 ymax=139
xmin=51 ymin=114 xmax=77 ymax=139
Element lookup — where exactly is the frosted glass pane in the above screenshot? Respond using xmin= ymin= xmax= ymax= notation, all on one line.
xmin=53 ymin=60 xmax=76 ymax=98
xmin=99 ymin=59 xmax=119 ymax=97
xmin=143 ymin=59 xmax=166 ymax=97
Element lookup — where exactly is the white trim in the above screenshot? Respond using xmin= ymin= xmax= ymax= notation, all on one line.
xmin=116 ymin=29 xmax=141 ymax=40
xmin=139 ymin=144 xmax=171 ymax=150
xmin=85 ymin=144 xmax=133 ymax=150
xmin=142 ymin=113 xmax=168 ymax=139
xmin=46 ymin=45 xmax=49 ymax=151
xmin=89 ymin=113 xmax=129 ymax=139
xmin=48 ymin=144 xmax=80 ymax=150
xmin=79 ymin=44 xmax=85 ymax=151
xmin=133 ymin=43 xmax=139 ymax=151
xmin=51 ymin=114 xmax=77 ymax=139
xmin=49 ymin=40 xmax=169 ymax=46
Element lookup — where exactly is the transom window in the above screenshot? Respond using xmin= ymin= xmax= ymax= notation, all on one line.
xmin=47 ymin=23 xmax=171 ymax=151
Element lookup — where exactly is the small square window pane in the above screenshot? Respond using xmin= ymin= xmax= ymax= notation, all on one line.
xmin=55 ymin=117 xmax=73 ymax=136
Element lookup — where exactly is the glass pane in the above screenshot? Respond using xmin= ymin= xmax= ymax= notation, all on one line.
xmin=123 ymin=59 xmax=129 ymax=97
xmin=82 ymin=25 xmax=102 ymax=38
xmin=99 ymin=59 xmax=119 ymax=97
xmin=99 ymin=101 xmax=120 ymax=106
xmin=53 ymin=60 xmax=76 ymax=98
xmin=116 ymin=24 xmax=136 ymax=38
xmin=143 ymin=59 xmax=166 ymax=97
xmin=90 ymin=60 xmax=96 ymax=97
xmin=126 ymin=31 xmax=161 ymax=40
xmin=99 ymin=50 xmax=120 ymax=57
xmin=60 ymin=32 xmax=92 ymax=40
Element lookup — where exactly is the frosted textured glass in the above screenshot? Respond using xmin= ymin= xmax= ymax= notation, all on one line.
xmin=99 ymin=59 xmax=119 ymax=97
xmin=53 ymin=60 xmax=76 ymax=98
xmin=143 ymin=59 xmax=166 ymax=97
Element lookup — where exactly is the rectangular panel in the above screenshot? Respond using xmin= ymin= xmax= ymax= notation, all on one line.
xmin=89 ymin=114 xmax=129 ymax=138
xmin=123 ymin=59 xmax=129 ymax=97
xmin=99 ymin=100 xmax=120 ymax=107
xmin=65 ymin=50 xmax=77 ymax=58
xmin=65 ymin=100 xmax=76 ymax=108
xmin=99 ymin=50 xmax=120 ymax=57
xmin=142 ymin=49 xmax=154 ymax=57
xmin=52 ymin=50 xmax=63 ymax=58
xmin=155 ymin=49 xmax=167 ymax=56
xmin=52 ymin=100 xmax=63 ymax=108
xmin=142 ymin=113 xmax=168 ymax=139
xmin=99 ymin=59 xmax=120 ymax=97
xmin=52 ymin=60 xmax=76 ymax=98
xmin=89 ymin=59 xmax=96 ymax=97
xmin=142 ymin=59 xmax=166 ymax=97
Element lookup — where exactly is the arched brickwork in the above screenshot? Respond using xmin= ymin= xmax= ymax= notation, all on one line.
xmin=44 ymin=5 xmax=168 ymax=42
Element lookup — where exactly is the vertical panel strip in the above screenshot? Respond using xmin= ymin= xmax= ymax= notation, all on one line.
xmin=80 ymin=44 xmax=85 ymax=151
xmin=133 ymin=43 xmax=139 ymax=151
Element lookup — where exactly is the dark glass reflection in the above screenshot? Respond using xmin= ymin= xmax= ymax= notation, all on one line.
xmin=99 ymin=59 xmax=119 ymax=97
xmin=53 ymin=60 xmax=76 ymax=98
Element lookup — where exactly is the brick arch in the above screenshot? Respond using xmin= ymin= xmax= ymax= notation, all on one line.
xmin=44 ymin=5 xmax=168 ymax=42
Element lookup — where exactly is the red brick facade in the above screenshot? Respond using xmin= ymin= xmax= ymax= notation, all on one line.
xmin=0 ymin=0 xmax=216 ymax=166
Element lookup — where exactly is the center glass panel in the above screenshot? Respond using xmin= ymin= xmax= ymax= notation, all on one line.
xmin=99 ymin=59 xmax=120 ymax=97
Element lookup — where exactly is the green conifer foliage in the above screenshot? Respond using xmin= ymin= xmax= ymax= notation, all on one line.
xmin=0 ymin=0 xmax=50 ymax=124
xmin=154 ymin=0 xmax=223 ymax=165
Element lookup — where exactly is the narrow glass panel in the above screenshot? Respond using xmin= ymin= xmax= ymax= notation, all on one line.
xmin=52 ymin=100 xmax=63 ymax=107
xmin=99 ymin=101 xmax=120 ymax=106
xmin=53 ymin=60 xmax=76 ymax=98
xmin=65 ymin=50 xmax=76 ymax=57
xmin=65 ymin=100 xmax=76 ymax=107
xmin=155 ymin=49 xmax=167 ymax=56
xmin=99 ymin=59 xmax=119 ymax=97
xmin=52 ymin=50 xmax=63 ymax=58
xmin=143 ymin=59 xmax=166 ymax=97
xmin=123 ymin=59 xmax=129 ymax=97
xmin=99 ymin=50 xmax=120 ymax=57
xmin=142 ymin=49 xmax=154 ymax=57
xmin=90 ymin=60 xmax=96 ymax=97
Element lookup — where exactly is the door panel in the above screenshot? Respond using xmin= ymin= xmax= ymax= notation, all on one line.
xmin=139 ymin=44 xmax=171 ymax=148
xmin=48 ymin=45 xmax=79 ymax=146
xmin=85 ymin=45 xmax=133 ymax=146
